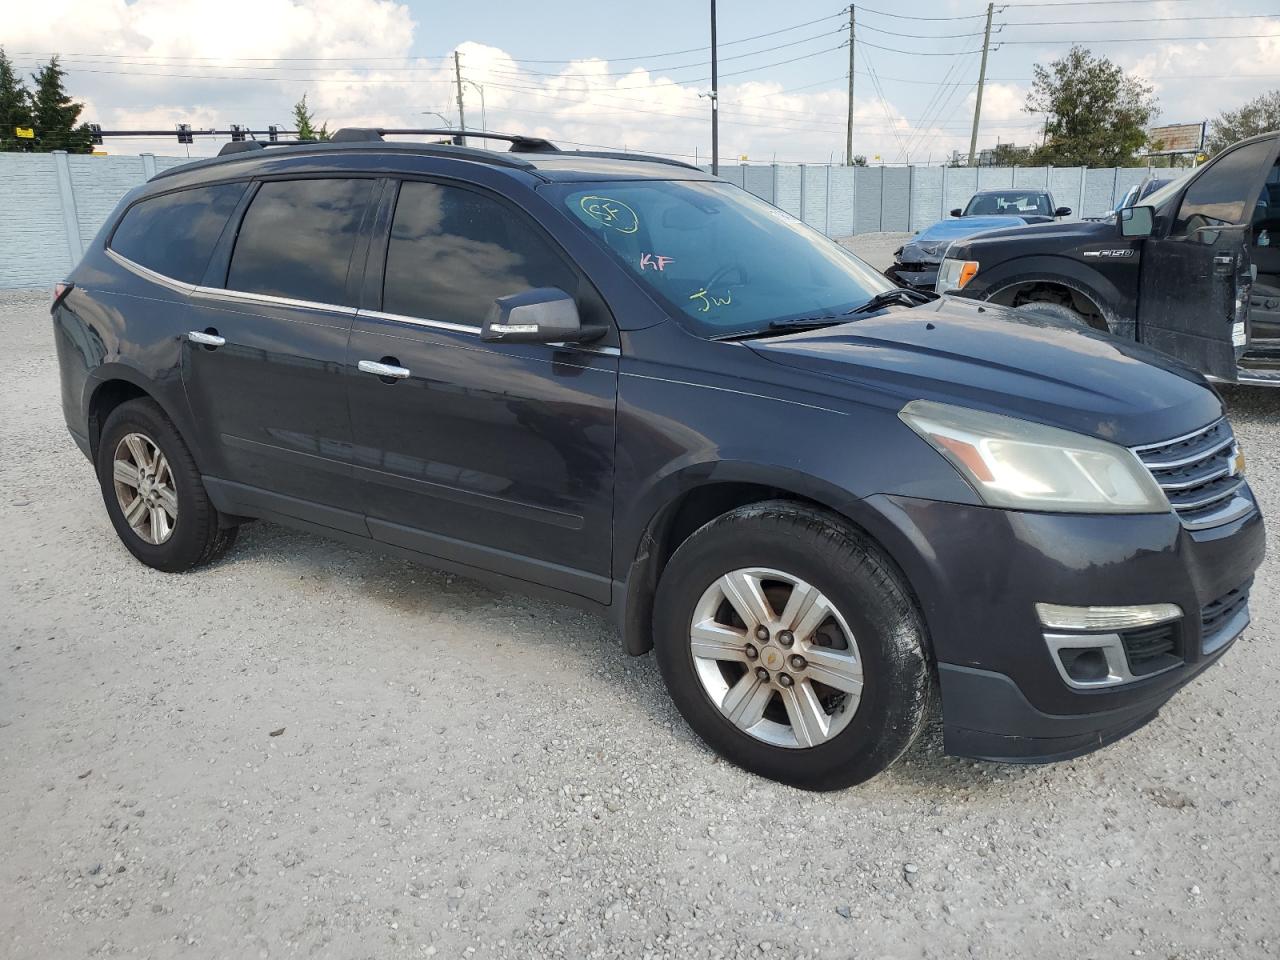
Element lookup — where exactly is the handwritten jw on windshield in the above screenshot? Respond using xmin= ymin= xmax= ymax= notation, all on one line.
xmin=688 ymin=288 xmax=733 ymax=312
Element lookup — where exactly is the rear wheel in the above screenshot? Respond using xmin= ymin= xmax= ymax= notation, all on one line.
xmin=653 ymin=501 xmax=931 ymax=790
xmin=97 ymin=398 xmax=238 ymax=572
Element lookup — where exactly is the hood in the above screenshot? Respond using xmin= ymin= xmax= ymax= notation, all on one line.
xmin=950 ymin=216 xmax=1114 ymax=249
xmin=746 ymin=296 xmax=1221 ymax=446
xmin=899 ymin=216 xmax=1033 ymax=263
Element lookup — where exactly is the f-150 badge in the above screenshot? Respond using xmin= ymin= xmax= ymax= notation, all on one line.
xmin=1082 ymin=249 xmax=1135 ymax=258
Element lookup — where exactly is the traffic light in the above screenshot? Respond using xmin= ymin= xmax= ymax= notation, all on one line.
xmin=176 ymin=123 xmax=193 ymax=144
xmin=88 ymin=123 xmax=103 ymax=145
xmin=230 ymin=124 xmax=246 ymax=142
xmin=268 ymin=125 xmax=280 ymax=142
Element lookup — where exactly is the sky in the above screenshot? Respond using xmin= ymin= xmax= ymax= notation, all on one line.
xmin=1 ymin=0 xmax=1278 ymax=164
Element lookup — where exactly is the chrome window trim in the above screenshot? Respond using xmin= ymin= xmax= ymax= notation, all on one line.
xmin=357 ymin=308 xmax=481 ymax=336
xmin=104 ymin=248 xmax=197 ymax=295
xmin=193 ymin=285 xmax=358 ymax=316
xmin=355 ymin=309 xmax=622 ymax=356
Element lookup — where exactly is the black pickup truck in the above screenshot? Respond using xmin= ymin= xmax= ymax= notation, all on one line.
xmin=937 ymin=131 xmax=1280 ymax=386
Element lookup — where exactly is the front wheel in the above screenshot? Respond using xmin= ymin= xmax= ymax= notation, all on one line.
xmin=653 ymin=501 xmax=931 ymax=790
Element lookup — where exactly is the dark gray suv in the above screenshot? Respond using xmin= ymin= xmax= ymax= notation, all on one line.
xmin=52 ymin=130 xmax=1264 ymax=789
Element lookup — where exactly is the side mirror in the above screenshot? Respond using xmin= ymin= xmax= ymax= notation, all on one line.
xmin=949 ymin=208 xmax=963 ymax=218
xmin=1054 ymin=206 xmax=1072 ymax=218
xmin=1118 ymin=205 xmax=1155 ymax=238
xmin=482 ymin=287 xmax=589 ymax=344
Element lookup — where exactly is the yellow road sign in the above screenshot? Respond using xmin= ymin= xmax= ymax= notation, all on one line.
xmin=15 ymin=126 xmax=34 ymax=138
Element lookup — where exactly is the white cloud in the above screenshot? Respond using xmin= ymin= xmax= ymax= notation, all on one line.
xmin=3 ymin=0 xmax=1271 ymax=165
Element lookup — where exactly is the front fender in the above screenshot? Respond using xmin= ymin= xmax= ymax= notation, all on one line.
xmin=960 ymin=254 xmax=1133 ymax=338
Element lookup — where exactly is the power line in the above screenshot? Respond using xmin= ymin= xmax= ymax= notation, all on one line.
xmin=853 ymin=5 xmax=989 ymax=21
xmin=1000 ymin=32 xmax=1280 ymax=43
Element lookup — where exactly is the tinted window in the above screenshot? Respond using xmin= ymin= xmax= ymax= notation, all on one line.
xmin=228 ymin=178 xmax=375 ymax=304
xmin=1175 ymin=140 xmax=1275 ymax=235
xmin=383 ymin=181 xmax=576 ymax=325
xmin=110 ymin=183 xmax=246 ymax=284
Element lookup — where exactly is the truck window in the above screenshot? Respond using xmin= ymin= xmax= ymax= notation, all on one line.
xmin=109 ymin=182 xmax=247 ymax=284
xmin=1174 ymin=140 xmax=1275 ymax=236
xmin=227 ymin=178 xmax=376 ymax=305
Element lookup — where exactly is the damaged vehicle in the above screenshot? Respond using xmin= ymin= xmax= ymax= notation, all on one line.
xmin=938 ymin=131 xmax=1280 ymax=385
xmin=885 ymin=188 xmax=1072 ymax=290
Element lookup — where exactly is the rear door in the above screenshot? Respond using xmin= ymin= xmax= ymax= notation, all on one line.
xmin=1137 ymin=137 xmax=1280 ymax=380
xmin=182 ymin=176 xmax=380 ymax=531
xmin=345 ymin=177 xmax=619 ymax=602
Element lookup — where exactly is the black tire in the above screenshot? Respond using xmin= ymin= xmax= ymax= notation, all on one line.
xmin=97 ymin=398 xmax=238 ymax=572
xmin=1014 ymin=299 xmax=1091 ymax=329
xmin=653 ymin=500 xmax=931 ymax=790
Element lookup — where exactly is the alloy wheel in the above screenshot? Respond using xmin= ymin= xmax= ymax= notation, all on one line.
xmin=689 ymin=567 xmax=864 ymax=749
xmin=112 ymin=432 xmax=178 ymax=545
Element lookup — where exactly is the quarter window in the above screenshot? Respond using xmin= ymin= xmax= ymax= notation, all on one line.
xmin=227 ymin=178 xmax=375 ymax=304
xmin=383 ymin=180 xmax=577 ymax=325
xmin=110 ymin=182 xmax=247 ymax=284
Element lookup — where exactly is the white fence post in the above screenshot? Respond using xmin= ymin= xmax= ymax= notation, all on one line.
xmin=141 ymin=153 xmax=157 ymax=180
xmin=51 ymin=151 xmax=83 ymax=264
xmin=1078 ymin=166 xmax=1087 ymax=218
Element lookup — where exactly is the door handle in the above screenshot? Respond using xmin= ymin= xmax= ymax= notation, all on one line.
xmin=188 ymin=329 xmax=225 ymax=347
xmin=358 ymin=359 xmax=411 ymax=380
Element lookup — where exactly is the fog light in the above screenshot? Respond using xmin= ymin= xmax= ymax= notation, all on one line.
xmin=1035 ymin=602 xmax=1182 ymax=632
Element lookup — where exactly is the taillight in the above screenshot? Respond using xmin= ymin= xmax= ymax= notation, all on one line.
xmin=52 ymin=281 xmax=74 ymax=312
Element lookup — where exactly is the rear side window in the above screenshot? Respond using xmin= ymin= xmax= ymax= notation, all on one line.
xmin=227 ymin=178 xmax=375 ymax=305
xmin=109 ymin=182 xmax=246 ymax=284
xmin=383 ymin=180 xmax=577 ymax=325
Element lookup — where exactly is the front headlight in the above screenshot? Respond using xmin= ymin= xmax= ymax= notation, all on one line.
xmin=936 ymin=257 xmax=979 ymax=293
xmin=899 ymin=400 xmax=1170 ymax=514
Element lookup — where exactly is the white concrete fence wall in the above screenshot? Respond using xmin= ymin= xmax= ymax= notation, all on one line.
xmin=0 ymin=151 xmax=1160 ymax=289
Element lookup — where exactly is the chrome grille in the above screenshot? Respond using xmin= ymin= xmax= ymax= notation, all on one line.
xmin=1131 ymin=419 xmax=1250 ymax=529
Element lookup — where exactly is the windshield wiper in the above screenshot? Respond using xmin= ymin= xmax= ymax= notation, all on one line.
xmin=716 ymin=315 xmax=849 ymax=341
xmin=846 ymin=287 xmax=938 ymax=315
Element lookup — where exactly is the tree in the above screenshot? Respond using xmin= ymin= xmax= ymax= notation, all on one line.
xmin=1024 ymin=46 xmax=1157 ymax=166
xmin=1206 ymin=90 xmax=1280 ymax=156
xmin=292 ymin=93 xmax=329 ymax=141
xmin=30 ymin=56 xmax=93 ymax=153
xmin=850 ymin=154 xmax=867 ymax=167
xmin=0 ymin=47 xmax=33 ymax=152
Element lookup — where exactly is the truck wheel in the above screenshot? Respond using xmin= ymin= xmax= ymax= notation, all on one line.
xmin=653 ymin=500 xmax=932 ymax=790
xmin=97 ymin=398 xmax=239 ymax=572
xmin=1014 ymin=299 xmax=1091 ymax=329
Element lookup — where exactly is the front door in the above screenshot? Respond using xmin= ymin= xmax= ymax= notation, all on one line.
xmin=182 ymin=176 xmax=380 ymax=530
xmin=1137 ymin=138 xmax=1280 ymax=381
xmin=345 ymin=178 xmax=618 ymax=601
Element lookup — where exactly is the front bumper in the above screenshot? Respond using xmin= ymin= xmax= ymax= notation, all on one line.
xmin=860 ymin=492 xmax=1265 ymax=763
xmin=883 ymin=261 xmax=939 ymax=291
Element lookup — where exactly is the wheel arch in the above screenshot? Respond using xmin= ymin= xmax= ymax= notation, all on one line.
xmin=84 ymin=365 xmax=193 ymax=463
xmin=617 ymin=464 xmax=929 ymax=658
xmin=965 ymin=255 xmax=1130 ymax=337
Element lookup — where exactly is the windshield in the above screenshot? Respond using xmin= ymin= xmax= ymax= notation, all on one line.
xmin=963 ymin=190 xmax=1052 ymax=216
xmin=1131 ymin=176 xmax=1184 ymax=212
xmin=548 ymin=180 xmax=894 ymax=338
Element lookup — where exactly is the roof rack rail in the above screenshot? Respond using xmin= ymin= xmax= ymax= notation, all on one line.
xmin=560 ymin=150 xmax=703 ymax=172
xmin=329 ymin=128 xmax=559 ymax=153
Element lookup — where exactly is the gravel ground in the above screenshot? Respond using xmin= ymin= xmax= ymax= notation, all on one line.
xmin=2 ymin=285 xmax=1278 ymax=960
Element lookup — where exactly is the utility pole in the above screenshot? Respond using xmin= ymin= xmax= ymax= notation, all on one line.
xmin=846 ymin=5 xmax=855 ymax=165
xmin=967 ymin=2 xmax=994 ymax=167
xmin=710 ymin=0 xmax=719 ymax=176
xmin=454 ymin=51 xmax=467 ymax=147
